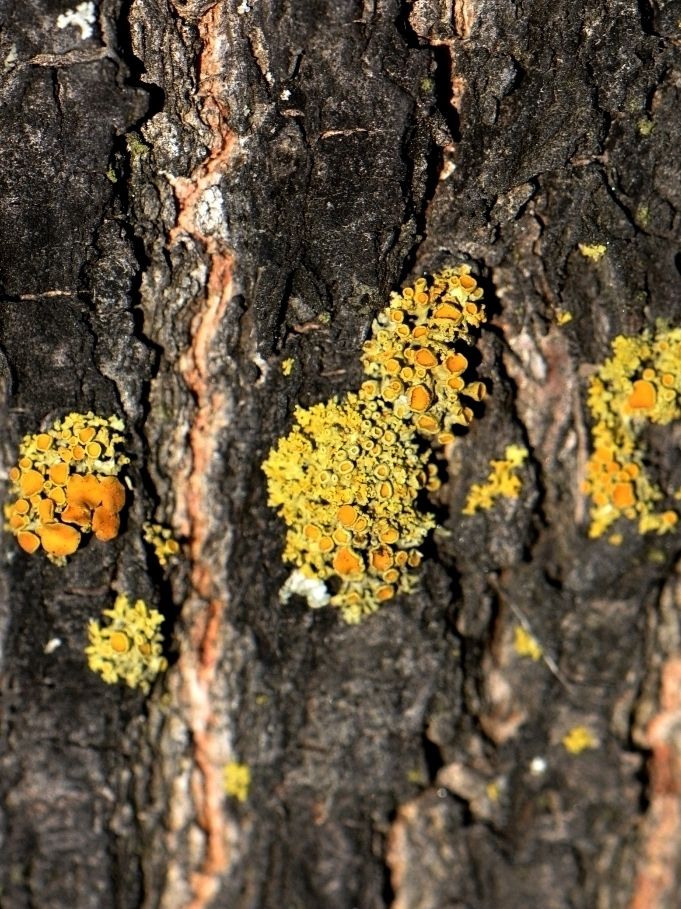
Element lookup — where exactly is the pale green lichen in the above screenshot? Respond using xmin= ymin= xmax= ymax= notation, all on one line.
xmin=86 ymin=594 xmax=167 ymax=692
xmin=263 ymin=266 xmax=487 ymax=623
xmin=582 ymin=324 xmax=681 ymax=539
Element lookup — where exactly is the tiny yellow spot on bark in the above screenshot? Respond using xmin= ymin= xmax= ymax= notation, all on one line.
xmin=578 ymin=243 xmax=607 ymax=261
xmin=514 ymin=626 xmax=543 ymax=661
xmin=486 ymin=780 xmax=500 ymax=802
xmin=556 ymin=310 xmax=573 ymax=325
xmin=223 ymin=762 xmax=251 ymax=802
xmin=143 ymin=522 xmax=180 ymax=566
xmin=282 ymin=358 xmax=295 ymax=376
xmin=637 ymin=118 xmax=653 ymax=136
xmin=406 ymin=768 xmax=427 ymax=785
xmin=562 ymin=726 xmax=597 ymax=754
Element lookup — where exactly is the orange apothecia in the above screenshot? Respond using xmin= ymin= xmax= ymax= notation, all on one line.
xmin=5 ymin=412 xmax=129 ymax=564
xmin=263 ymin=266 xmax=488 ymax=623
xmin=582 ymin=325 xmax=681 ymax=539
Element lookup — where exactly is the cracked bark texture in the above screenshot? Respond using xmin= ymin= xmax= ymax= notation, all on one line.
xmin=2 ymin=0 xmax=681 ymax=907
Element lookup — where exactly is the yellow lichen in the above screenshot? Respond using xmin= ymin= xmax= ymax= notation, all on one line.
xmin=85 ymin=594 xmax=167 ymax=692
xmin=263 ymin=266 xmax=487 ymax=623
xmin=4 ymin=412 xmax=128 ymax=564
xmin=223 ymin=761 xmax=251 ymax=802
xmin=514 ymin=626 xmax=543 ymax=661
xmin=562 ymin=725 xmax=598 ymax=755
xmin=281 ymin=357 xmax=295 ymax=376
xmin=578 ymin=243 xmax=607 ymax=261
xmin=360 ymin=266 xmax=486 ymax=442
xmin=463 ymin=444 xmax=528 ymax=515
xmin=143 ymin=522 xmax=180 ymax=566
xmin=485 ymin=780 xmax=501 ymax=802
xmin=556 ymin=310 xmax=573 ymax=326
xmin=582 ymin=325 xmax=681 ymax=539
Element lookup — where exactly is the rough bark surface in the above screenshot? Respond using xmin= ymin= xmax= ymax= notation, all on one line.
xmin=2 ymin=1 xmax=681 ymax=908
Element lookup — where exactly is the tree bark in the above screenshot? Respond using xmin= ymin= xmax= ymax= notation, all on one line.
xmin=2 ymin=1 xmax=681 ymax=908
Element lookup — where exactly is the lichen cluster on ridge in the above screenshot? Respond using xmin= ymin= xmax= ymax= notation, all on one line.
xmin=263 ymin=265 xmax=487 ymax=623
xmin=583 ymin=324 xmax=681 ymax=539
xmin=4 ymin=412 xmax=128 ymax=564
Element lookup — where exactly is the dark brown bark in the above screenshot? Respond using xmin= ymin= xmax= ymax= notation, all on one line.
xmin=2 ymin=1 xmax=681 ymax=907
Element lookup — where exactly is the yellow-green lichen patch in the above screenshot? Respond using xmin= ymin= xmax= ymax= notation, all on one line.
xmin=5 ymin=412 xmax=129 ymax=564
xmin=578 ymin=243 xmax=607 ymax=261
xmin=281 ymin=357 xmax=295 ymax=376
xmin=263 ymin=394 xmax=435 ymax=623
xmin=463 ymin=444 xmax=528 ymax=515
xmin=223 ymin=761 xmax=251 ymax=802
xmin=263 ymin=267 xmax=487 ymax=623
xmin=582 ymin=325 xmax=681 ymax=539
xmin=86 ymin=594 xmax=167 ymax=692
xmin=562 ymin=725 xmax=598 ymax=755
xmin=360 ymin=265 xmax=486 ymax=445
xmin=143 ymin=522 xmax=180 ymax=566
xmin=514 ymin=625 xmax=543 ymax=661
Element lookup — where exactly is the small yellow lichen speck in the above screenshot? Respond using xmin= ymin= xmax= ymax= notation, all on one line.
xmin=4 ymin=412 xmax=128 ymax=564
xmin=281 ymin=358 xmax=295 ymax=376
xmin=556 ymin=310 xmax=573 ymax=326
xmin=582 ymin=324 xmax=681 ymax=539
xmin=263 ymin=266 xmax=487 ymax=622
xmin=463 ymin=444 xmax=528 ymax=515
xmin=485 ymin=780 xmax=501 ymax=802
xmin=562 ymin=725 xmax=598 ymax=755
xmin=578 ymin=243 xmax=607 ymax=261
xmin=514 ymin=626 xmax=543 ymax=661
xmin=143 ymin=522 xmax=180 ymax=566
xmin=86 ymin=594 xmax=167 ymax=692
xmin=223 ymin=761 xmax=251 ymax=802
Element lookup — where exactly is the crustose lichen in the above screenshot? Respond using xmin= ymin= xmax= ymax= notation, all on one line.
xmin=263 ymin=266 xmax=487 ymax=623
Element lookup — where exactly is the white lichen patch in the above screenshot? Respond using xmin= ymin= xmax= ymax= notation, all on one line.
xmin=195 ymin=185 xmax=226 ymax=237
xmin=56 ymin=2 xmax=96 ymax=40
xmin=279 ymin=570 xmax=331 ymax=609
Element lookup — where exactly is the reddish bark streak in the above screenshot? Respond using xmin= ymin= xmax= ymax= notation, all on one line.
xmin=629 ymin=657 xmax=681 ymax=909
xmin=165 ymin=3 xmax=237 ymax=907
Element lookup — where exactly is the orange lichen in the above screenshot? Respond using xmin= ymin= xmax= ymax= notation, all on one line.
xmin=583 ymin=325 xmax=681 ymax=538
xmin=37 ymin=523 xmax=81 ymax=557
xmin=92 ymin=506 xmax=120 ymax=542
xmin=627 ymin=379 xmax=657 ymax=411
xmin=4 ymin=413 xmax=129 ymax=564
